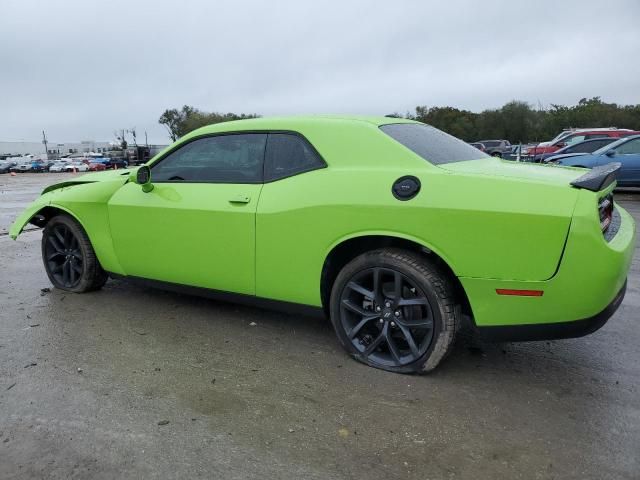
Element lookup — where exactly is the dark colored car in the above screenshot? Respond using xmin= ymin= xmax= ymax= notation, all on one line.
xmin=536 ymin=137 xmax=617 ymax=163
xmin=106 ymin=157 xmax=129 ymax=169
xmin=0 ymin=161 xmax=17 ymax=173
xmin=552 ymin=135 xmax=640 ymax=187
xmin=477 ymin=140 xmax=511 ymax=157
xmin=31 ymin=160 xmax=49 ymax=172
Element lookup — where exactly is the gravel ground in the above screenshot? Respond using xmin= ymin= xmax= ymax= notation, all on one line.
xmin=1 ymin=173 xmax=639 ymax=479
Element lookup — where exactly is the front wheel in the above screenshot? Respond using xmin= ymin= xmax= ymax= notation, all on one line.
xmin=330 ymin=249 xmax=459 ymax=374
xmin=42 ymin=215 xmax=108 ymax=293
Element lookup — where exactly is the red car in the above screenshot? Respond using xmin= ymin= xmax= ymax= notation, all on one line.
xmin=88 ymin=161 xmax=106 ymax=171
xmin=525 ymin=128 xmax=639 ymax=156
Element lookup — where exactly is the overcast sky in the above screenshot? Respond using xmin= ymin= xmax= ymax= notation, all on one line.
xmin=1 ymin=0 xmax=639 ymax=144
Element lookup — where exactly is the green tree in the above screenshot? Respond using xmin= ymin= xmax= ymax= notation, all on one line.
xmin=159 ymin=105 xmax=259 ymax=140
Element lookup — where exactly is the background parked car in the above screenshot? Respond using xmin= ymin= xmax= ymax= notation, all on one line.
xmin=30 ymin=160 xmax=48 ymax=172
xmin=10 ymin=160 xmax=33 ymax=173
xmin=476 ymin=139 xmax=511 ymax=157
xmin=469 ymin=142 xmax=486 ymax=152
xmin=106 ymin=156 xmax=129 ymax=169
xmin=64 ymin=161 xmax=89 ymax=172
xmin=525 ymin=128 xmax=639 ymax=157
xmin=48 ymin=161 xmax=70 ymax=172
xmin=552 ymin=134 xmax=640 ymax=187
xmin=0 ymin=160 xmax=17 ymax=173
xmin=535 ymin=137 xmax=617 ymax=163
xmin=88 ymin=161 xmax=107 ymax=171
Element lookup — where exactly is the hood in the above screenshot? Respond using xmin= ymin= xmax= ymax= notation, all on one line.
xmin=438 ymin=157 xmax=585 ymax=187
xmin=554 ymin=153 xmax=600 ymax=166
xmin=42 ymin=168 xmax=133 ymax=194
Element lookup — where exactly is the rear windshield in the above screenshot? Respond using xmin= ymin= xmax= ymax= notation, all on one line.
xmin=380 ymin=123 xmax=488 ymax=165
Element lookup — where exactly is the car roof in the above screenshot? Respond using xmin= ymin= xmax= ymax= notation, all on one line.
xmin=185 ymin=115 xmax=418 ymax=136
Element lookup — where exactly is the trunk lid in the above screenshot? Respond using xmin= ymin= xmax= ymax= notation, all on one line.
xmin=439 ymin=157 xmax=586 ymax=186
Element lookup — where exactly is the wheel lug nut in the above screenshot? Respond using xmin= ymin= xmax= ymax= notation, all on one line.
xmin=385 ymin=302 xmax=391 ymax=307
xmin=375 ymin=306 xmax=381 ymax=312
xmin=394 ymin=311 xmax=400 ymax=317
xmin=390 ymin=322 xmax=396 ymax=327
xmin=379 ymin=318 xmax=384 ymax=324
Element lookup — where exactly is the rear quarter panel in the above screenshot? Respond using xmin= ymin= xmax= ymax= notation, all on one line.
xmin=256 ymin=123 xmax=578 ymax=306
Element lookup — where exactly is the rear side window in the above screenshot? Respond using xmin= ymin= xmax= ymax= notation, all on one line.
xmin=380 ymin=123 xmax=488 ymax=165
xmin=264 ymin=133 xmax=325 ymax=181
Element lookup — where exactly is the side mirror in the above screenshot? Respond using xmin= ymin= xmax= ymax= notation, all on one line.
xmin=133 ymin=165 xmax=154 ymax=192
xmin=605 ymin=149 xmax=616 ymax=157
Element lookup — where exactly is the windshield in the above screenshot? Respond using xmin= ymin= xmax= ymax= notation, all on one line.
xmin=380 ymin=123 xmax=488 ymax=165
xmin=549 ymin=130 xmax=574 ymax=144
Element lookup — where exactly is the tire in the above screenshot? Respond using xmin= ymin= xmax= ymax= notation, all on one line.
xmin=330 ymin=248 xmax=459 ymax=374
xmin=491 ymin=152 xmax=502 ymax=158
xmin=41 ymin=215 xmax=108 ymax=293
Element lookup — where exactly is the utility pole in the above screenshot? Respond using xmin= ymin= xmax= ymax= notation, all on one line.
xmin=144 ymin=130 xmax=148 ymax=147
xmin=42 ymin=130 xmax=49 ymax=159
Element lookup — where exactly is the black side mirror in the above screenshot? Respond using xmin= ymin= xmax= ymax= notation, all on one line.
xmin=133 ymin=165 xmax=154 ymax=192
xmin=605 ymin=149 xmax=616 ymax=157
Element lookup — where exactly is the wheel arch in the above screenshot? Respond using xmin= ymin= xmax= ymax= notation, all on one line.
xmin=319 ymin=233 xmax=471 ymax=318
xmin=23 ymin=203 xmax=125 ymax=275
xmin=28 ymin=204 xmax=89 ymax=231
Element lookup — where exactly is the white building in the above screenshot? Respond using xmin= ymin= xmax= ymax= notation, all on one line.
xmin=0 ymin=140 xmax=113 ymax=158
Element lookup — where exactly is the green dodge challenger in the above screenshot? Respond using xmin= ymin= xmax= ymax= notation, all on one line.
xmin=10 ymin=116 xmax=636 ymax=373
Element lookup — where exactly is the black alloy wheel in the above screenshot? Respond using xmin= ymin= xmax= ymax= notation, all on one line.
xmin=339 ymin=267 xmax=434 ymax=368
xmin=44 ymin=223 xmax=84 ymax=288
xmin=41 ymin=215 xmax=108 ymax=293
xmin=330 ymin=249 xmax=458 ymax=373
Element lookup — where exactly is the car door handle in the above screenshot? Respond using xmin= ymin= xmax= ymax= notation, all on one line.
xmin=229 ymin=194 xmax=251 ymax=204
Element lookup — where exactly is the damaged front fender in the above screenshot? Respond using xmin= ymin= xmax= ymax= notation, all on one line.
xmin=9 ymin=194 xmax=52 ymax=239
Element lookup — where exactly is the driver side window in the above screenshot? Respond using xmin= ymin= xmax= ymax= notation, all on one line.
xmin=151 ymin=134 xmax=267 ymax=183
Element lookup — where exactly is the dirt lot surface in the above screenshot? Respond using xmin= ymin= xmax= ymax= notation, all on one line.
xmin=1 ymin=173 xmax=639 ymax=479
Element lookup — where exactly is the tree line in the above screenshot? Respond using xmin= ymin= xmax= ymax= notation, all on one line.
xmin=159 ymin=97 xmax=640 ymax=144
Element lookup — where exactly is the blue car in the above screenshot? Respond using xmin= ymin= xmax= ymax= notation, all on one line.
xmin=551 ymin=135 xmax=640 ymax=187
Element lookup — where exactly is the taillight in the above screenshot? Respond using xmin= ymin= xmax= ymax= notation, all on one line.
xmin=598 ymin=194 xmax=614 ymax=234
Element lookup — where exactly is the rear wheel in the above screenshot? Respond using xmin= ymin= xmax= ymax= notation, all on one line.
xmin=330 ymin=249 xmax=458 ymax=374
xmin=42 ymin=215 xmax=108 ymax=293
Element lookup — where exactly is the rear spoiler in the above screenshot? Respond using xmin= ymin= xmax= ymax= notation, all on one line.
xmin=570 ymin=162 xmax=621 ymax=192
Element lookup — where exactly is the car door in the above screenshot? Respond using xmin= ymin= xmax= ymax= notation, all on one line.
xmin=108 ymin=133 xmax=267 ymax=295
xmin=611 ymin=137 xmax=640 ymax=186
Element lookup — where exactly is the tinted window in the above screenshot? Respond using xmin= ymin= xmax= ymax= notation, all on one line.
xmin=151 ymin=134 xmax=266 ymax=183
xmin=571 ymin=139 xmax=613 ymax=153
xmin=481 ymin=141 xmax=501 ymax=148
xmin=616 ymin=138 xmax=640 ymax=155
xmin=584 ymin=134 xmax=608 ymax=140
xmin=380 ymin=123 xmax=488 ymax=165
xmin=264 ymin=133 xmax=325 ymax=181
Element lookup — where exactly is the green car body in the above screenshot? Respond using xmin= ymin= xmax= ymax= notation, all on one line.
xmin=10 ymin=116 xmax=636 ymax=370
